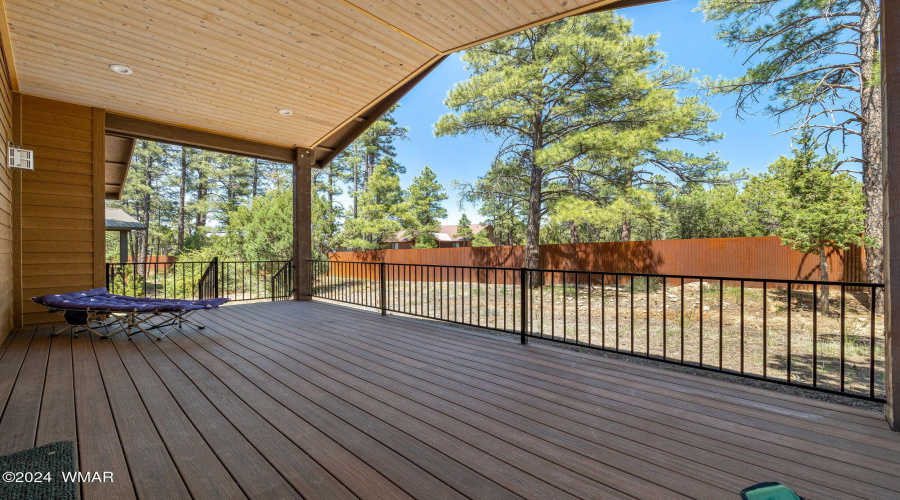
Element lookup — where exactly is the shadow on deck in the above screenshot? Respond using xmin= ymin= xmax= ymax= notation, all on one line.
xmin=1 ymin=300 xmax=899 ymax=499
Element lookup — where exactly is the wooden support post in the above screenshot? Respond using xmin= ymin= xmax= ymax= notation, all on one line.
xmin=884 ymin=0 xmax=900 ymax=429
xmin=293 ymin=147 xmax=314 ymax=301
xmin=92 ymin=108 xmax=106 ymax=289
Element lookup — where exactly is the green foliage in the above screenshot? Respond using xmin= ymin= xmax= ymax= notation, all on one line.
xmin=218 ymin=187 xmax=294 ymax=261
xmin=696 ymin=0 xmax=872 ymax=141
xmin=403 ymin=166 xmax=448 ymax=247
xmin=667 ymin=184 xmax=755 ymax=239
xmin=454 ymin=214 xmax=475 ymax=241
xmin=108 ymin=266 xmax=146 ymax=297
xmin=471 ymin=231 xmax=494 ymax=247
xmin=343 ymin=163 xmax=407 ymax=250
xmin=108 ymin=140 xmax=292 ymax=261
xmin=750 ymin=131 xmax=869 ymax=254
xmin=312 ymin=191 xmax=342 ymax=260
xmin=439 ymin=11 xmax=725 ymax=256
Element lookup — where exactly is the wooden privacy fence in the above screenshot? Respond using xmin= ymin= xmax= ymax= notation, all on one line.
xmin=327 ymin=236 xmax=868 ymax=288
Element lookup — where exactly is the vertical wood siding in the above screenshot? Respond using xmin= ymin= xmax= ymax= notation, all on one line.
xmin=329 ymin=236 xmax=869 ymax=287
xmin=19 ymin=95 xmax=102 ymax=325
xmin=0 ymin=38 xmax=13 ymax=343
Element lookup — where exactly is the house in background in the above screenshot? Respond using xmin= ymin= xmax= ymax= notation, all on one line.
xmin=383 ymin=224 xmax=495 ymax=249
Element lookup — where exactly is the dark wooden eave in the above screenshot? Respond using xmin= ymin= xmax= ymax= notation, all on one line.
xmin=105 ymin=134 xmax=136 ymax=200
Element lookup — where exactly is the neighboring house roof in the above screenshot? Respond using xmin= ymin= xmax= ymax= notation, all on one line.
xmin=384 ymin=224 xmax=491 ymax=243
xmin=105 ymin=208 xmax=147 ymax=231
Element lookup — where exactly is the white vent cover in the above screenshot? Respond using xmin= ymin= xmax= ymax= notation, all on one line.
xmin=8 ymin=143 xmax=33 ymax=170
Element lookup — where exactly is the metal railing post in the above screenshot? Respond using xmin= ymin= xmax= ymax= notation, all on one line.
xmin=520 ymin=267 xmax=529 ymax=345
xmin=214 ymin=257 xmax=220 ymax=299
xmin=380 ymin=262 xmax=387 ymax=316
xmin=105 ymin=263 xmax=111 ymax=291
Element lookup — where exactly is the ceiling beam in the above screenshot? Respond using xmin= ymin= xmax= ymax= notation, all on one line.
xmin=105 ymin=113 xmax=297 ymax=164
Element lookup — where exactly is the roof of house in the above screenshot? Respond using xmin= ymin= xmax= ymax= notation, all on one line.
xmin=385 ymin=224 xmax=490 ymax=243
xmin=105 ymin=208 xmax=147 ymax=231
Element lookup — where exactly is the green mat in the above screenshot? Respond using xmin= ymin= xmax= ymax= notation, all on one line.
xmin=741 ymin=482 xmax=802 ymax=500
xmin=0 ymin=441 xmax=78 ymax=500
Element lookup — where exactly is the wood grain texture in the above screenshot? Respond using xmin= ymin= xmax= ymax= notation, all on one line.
xmin=883 ymin=0 xmax=900 ymax=428
xmin=0 ymin=32 xmax=13 ymax=342
xmin=1 ymin=300 xmax=900 ymax=499
xmin=18 ymin=95 xmax=101 ymax=325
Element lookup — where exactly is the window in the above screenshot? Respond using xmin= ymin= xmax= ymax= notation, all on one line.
xmin=453 ymin=242 xmax=460 ymax=248
xmin=391 ymin=243 xmax=399 ymax=250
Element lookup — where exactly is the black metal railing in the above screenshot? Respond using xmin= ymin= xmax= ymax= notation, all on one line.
xmin=271 ymin=260 xmax=295 ymax=301
xmin=107 ymin=259 xmax=293 ymax=302
xmin=309 ymin=260 xmax=885 ymax=401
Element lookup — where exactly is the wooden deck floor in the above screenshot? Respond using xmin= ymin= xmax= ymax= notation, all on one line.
xmin=1 ymin=300 xmax=900 ymax=499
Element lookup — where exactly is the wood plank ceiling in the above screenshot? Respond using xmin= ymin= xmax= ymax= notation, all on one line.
xmin=3 ymin=0 xmax=651 ymax=165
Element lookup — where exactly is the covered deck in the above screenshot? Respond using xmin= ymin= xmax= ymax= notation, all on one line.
xmin=1 ymin=300 xmax=898 ymax=499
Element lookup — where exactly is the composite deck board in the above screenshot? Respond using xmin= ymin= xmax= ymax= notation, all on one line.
xmin=0 ymin=325 xmax=51 ymax=454
xmin=0 ymin=300 xmax=898 ymax=499
xmin=70 ymin=332 xmax=136 ymax=500
xmin=224 ymin=305 xmax=888 ymax=499
xmin=128 ymin=332 xmax=360 ymax=500
xmin=163 ymin=330 xmax=512 ymax=500
xmin=284 ymin=303 xmax=900 ymax=468
xmin=110 ymin=333 xmax=299 ymax=499
xmin=235 ymin=303 xmax=887 ymax=499
xmin=205 ymin=308 xmax=729 ymax=499
xmin=36 ymin=329 xmax=77 ymax=450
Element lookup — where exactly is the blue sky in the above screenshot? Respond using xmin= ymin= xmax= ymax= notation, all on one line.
xmin=382 ymin=0 xmax=850 ymax=224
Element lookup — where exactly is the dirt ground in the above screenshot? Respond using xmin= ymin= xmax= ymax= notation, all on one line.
xmin=314 ymin=276 xmax=884 ymax=401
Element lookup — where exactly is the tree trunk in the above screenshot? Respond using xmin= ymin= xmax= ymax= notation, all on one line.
xmin=524 ymin=162 xmax=543 ymax=271
xmin=365 ymin=151 xmax=375 ymax=189
xmin=621 ymin=219 xmax=632 ymax=242
xmin=252 ymin=158 xmax=260 ymax=199
xmin=196 ymin=170 xmax=207 ymax=228
xmin=353 ymin=161 xmax=359 ymax=219
xmin=178 ymin=148 xmax=187 ymax=250
xmin=328 ymin=163 xmax=335 ymax=206
xmin=819 ymin=246 xmax=830 ymax=314
xmin=859 ymin=0 xmax=884 ymax=308
xmin=570 ymin=221 xmax=578 ymax=245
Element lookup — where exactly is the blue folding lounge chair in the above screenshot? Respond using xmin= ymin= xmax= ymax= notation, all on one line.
xmin=32 ymin=287 xmax=229 ymax=340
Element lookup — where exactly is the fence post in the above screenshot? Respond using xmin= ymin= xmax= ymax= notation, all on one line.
xmin=520 ymin=267 xmax=529 ymax=345
xmin=380 ymin=262 xmax=387 ymax=316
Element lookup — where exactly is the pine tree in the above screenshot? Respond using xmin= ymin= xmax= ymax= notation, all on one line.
xmin=437 ymin=12 xmax=724 ymax=269
xmin=342 ymin=163 xmax=407 ymax=250
xmin=748 ymin=132 xmax=869 ymax=312
xmin=697 ymin=0 xmax=883 ymax=291
xmin=454 ymin=214 xmax=475 ymax=241
xmin=403 ymin=166 xmax=448 ymax=249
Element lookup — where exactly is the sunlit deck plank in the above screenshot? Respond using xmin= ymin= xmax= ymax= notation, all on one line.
xmin=0 ymin=300 xmax=898 ymax=499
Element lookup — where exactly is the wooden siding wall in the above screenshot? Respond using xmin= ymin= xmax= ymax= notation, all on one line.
xmin=330 ymin=236 xmax=868 ymax=286
xmin=0 ymin=39 xmax=12 ymax=342
xmin=19 ymin=95 xmax=104 ymax=325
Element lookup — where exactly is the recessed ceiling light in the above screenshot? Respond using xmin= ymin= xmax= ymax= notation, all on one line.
xmin=109 ymin=64 xmax=133 ymax=75
xmin=278 ymin=109 xmax=293 ymax=116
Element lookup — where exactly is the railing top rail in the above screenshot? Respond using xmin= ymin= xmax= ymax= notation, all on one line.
xmin=308 ymin=259 xmax=883 ymax=288
xmin=109 ymin=260 xmax=291 ymax=265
